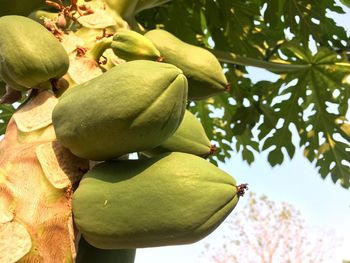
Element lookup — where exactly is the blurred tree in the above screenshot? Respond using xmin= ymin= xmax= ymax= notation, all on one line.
xmin=203 ymin=192 xmax=339 ymax=263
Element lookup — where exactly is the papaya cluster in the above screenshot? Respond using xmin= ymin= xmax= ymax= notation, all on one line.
xmin=0 ymin=1 xmax=246 ymax=262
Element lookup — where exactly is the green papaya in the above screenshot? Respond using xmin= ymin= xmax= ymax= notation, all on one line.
xmin=144 ymin=29 xmax=229 ymax=100
xmin=52 ymin=60 xmax=187 ymax=161
xmin=76 ymin=236 xmax=136 ymax=263
xmin=0 ymin=0 xmax=45 ymax=16
xmin=111 ymin=29 xmax=162 ymax=61
xmin=144 ymin=110 xmax=214 ymax=157
xmin=73 ymin=152 xmax=241 ymax=249
xmin=0 ymin=16 xmax=69 ymax=91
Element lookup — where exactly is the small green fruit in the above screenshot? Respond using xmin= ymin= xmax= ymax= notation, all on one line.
xmin=111 ymin=29 xmax=162 ymax=61
xmin=145 ymin=29 xmax=229 ymax=100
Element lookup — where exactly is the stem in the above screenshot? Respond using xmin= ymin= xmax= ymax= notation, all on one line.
xmin=87 ymin=37 xmax=113 ymax=62
xmin=237 ymin=184 xmax=248 ymax=197
xmin=209 ymin=49 xmax=311 ymax=73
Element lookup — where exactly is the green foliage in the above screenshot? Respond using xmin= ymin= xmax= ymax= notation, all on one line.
xmin=0 ymin=104 xmax=15 ymax=135
xmin=137 ymin=0 xmax=350 ymax=187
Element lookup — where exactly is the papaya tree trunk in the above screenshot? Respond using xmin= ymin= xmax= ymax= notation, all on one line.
xmin=0 ymin=91 xmax=89 ymax=262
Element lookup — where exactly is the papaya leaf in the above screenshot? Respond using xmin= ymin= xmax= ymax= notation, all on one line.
xmin=340 ymin=0 xmax=350 ymax=8
xmin=263 ymin=0 xmax=348 ymax=49
xmin=258 ymin=44 xmax=350 ymax=187
xmin=0 ymin=104 xmax=15 ymax=136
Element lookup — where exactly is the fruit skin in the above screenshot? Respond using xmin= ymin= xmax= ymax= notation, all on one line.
xmin=76 ymin=236 xmax=136 ymax=263
xmin=144 ymin=110 xmax=212 ymax=157
xmin=111 ymin=29 xmax=162 ymax=61
xmin=0 ymin=16 xmax=69 ymax=91
xmin=73 ymin=152 xmax=239 ymax=249
xmin=52 ymin=60 xmax=188 ymax=161
xmin=144 ymin=29 xmax=228 ymax=100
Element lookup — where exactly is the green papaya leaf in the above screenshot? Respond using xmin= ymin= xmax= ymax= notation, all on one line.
xmin=0 ymin=104 xmax=15 ymax=136
xmin=258 ymin=44 xmax=350 ymax=187
xmin=340 ymin=0 xmax=350 ymax=8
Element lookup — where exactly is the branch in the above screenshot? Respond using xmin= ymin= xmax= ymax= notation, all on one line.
xmin=208 ymin=49 xmax=311 ymax=73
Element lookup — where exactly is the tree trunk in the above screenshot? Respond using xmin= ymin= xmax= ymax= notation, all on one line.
xmin=0 ymin=91 xmax=89 ymax=262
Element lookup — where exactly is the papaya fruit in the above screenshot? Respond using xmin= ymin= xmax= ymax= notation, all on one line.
xmin=0 ymin=16 xmax=69 ymax=91
xmin=76 ymin=236 xmax=136 ymax=263
xmin=111 ymin=29 xmax=162 ymax=61
xmin=52 ymin=60 xmax=187 ymax=161
xmin=144 ymin=29 xmax=229 ymax=100
xmin=144 ymin=110 xmax=213 ymax=157
xmin=73 ymin=152 xmax=240 ymax=249
xmin=0 ymin=0 xmax=46 ymax=16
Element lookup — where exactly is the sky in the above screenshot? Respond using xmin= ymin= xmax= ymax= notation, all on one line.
xmin=135 ymin=3 xmax=350 ymax=263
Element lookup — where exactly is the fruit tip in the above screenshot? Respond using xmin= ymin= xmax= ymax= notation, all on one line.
xmin=209 ymin=144 xmax=217 ymax=155
xmin=225 ymin=83 xmax=232 ymax=92
xmin=157 ymin=56 xmax=165 ymax=62
xmin=237 ymin=184 xmax=248 ymax=197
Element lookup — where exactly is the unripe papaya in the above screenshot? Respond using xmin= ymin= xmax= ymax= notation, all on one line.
xmin=73 ymin=152 xmax=240 ymax=249
xmin=76 ymin=236 xmax=136 ymax=263
xmin=0 ymin=16 xmax=69 ymax=91
xmin=52 ymin=60 xmax=187 ymax=160
xmin=144 ymin=110 xmax=213 ymax=157
xmin=144 ymin=29 xmax=229 ymax=100
xmin=111 ymin=29 xmax=162 ymax=61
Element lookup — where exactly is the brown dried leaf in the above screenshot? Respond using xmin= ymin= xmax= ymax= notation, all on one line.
xmin=36 ymin=141 xmax=89 ymax=189
xmin=68 ymin=56 xmax=103 ymax=84
xmin=77 ymin=9 xmax=116 ymax=29
xmin=0 ymin=221 xmax=32 ymax=263
xmin=13 ymin=91 xmax=58 ymax=133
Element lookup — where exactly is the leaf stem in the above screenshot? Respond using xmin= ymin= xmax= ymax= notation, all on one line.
xmin=87 ymin=37 xmax=113 ymax=62
xmin=209 ymin=49 xmax=311 ymax=73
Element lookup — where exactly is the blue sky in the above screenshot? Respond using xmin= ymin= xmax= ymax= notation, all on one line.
xmin=135 ymin=3 xmax=350 ymax=263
